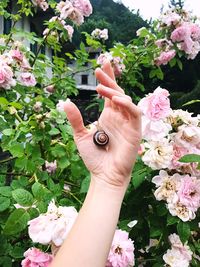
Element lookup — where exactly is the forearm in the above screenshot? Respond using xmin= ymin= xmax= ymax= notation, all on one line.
xmin=50 ymin=176 xmax=128 ymax=267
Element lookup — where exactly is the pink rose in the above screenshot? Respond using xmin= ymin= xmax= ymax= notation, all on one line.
xmin=56 ymin=1 xmax=84 ymax=25
xmin=155 ymin=50 xmax=176 ymax=66
xmin=31 ymin=0 xmax=49 ymax=11
xmin=21 ymin=247 xmax=53 ymax=267
xmin=141 ymin=116 xmax=172 ymax=141
xmin=106 ymin=229 xmax=135 ymax=267
xmin=64 ymin=25 xmax=74 ymax=40
xmin=177 ymin=175 xmax=200 ymax=211
xmin=171 ymin=25 xmax=190 ymax=42
xmin=190 ymin=23 xmax=200 ymax=41
xmin=138 ymin=87 xmax=171 ymax=120
xmin=19 ymin=72 xmax=37 ymax=87
xmin=73 ymin=0 xmax=93 ymax=17
xmin=0 ymin=62 xmax=16 ymax=89
xmin=170 ymin=144 xmax=189 ymax=169
xmin=10 ymin=49 xmax=23 ymax=62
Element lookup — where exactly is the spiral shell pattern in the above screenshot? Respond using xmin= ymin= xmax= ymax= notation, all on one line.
xmin=93 ymin=130 xmax=109 ymax=146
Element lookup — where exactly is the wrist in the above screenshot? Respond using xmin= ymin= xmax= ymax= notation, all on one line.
xmin=90 ymin=174 xmax=130 ymax=199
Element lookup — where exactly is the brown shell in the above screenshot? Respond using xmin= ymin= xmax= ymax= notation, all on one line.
xmin=93 ymin=130 xmax=109 ymax=146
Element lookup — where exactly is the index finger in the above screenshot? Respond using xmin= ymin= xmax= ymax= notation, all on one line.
xmin=102 ymin=60 xmax=116 ymax=81
xmin=95 ymin=68 xmax=124 ymax=93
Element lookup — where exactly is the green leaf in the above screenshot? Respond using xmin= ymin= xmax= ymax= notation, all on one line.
xmin=49 ymin=128 xmax=60 ymax=136
xmin=156 ymin=204 xmax=168 ymax=216
xmin=169 ymin=57 xmax=176 ymax=67
xmin=176 ymin=59 xmax=183 ymax=70
xmin=0 ymin=186 xmax=12 ymax=197
xmin=0 ymin=197 xmax=10 ymax=212
xmin=179 ymin=154 xmax=200 ymax=163
xmin=183 ymin=99 xmax=200 ymax=106
xmin=12 ymin=189 xmax=34 ymax=206
xmin=177 ymin=221 xmax=190 ymax=243
xmin=0 ymin=256 xmax=12 ymax=267
xmin=32 ymin=182 xmax=51 ymax=200
xmin=80 ymin=175 xmax=90 ymax=193
xmin=4 ymin=208 xmax=30 ymax=235
xmin=9 ymin=246 xmax=24 ymax=258
xmin=9 ymin=102 xmax=23 ymax=109
xmin=132 ymin=168 xmax=147 ymax=189
xmin=0 ymin=97 xmax=9 ymax=105
xmin=58 ymin=157 xmax=70 ymax=169
xmin=51 ymin=144 xmax=66 ymax=157
xmin=2 ymin=129 xmax=14 ymax=136
xmin=9 ymin=143 xmax=24 ymax=158
xmin=167 ymin=214 xmax=179 ymax=225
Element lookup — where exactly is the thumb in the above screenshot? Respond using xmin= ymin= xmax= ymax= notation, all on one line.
xmin=63 ymin=99 xmax=87 ymax=138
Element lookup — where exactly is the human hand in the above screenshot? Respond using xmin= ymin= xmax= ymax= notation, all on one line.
xmin=63 ymin=61 xmax=141 ymax=188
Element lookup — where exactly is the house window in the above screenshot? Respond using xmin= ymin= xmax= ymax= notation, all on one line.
xmin=3 ymin=18 xmax=12 ymax=34
xmin=81 ymin=75 xmax=88 ymax=85
xmin=3 ymin=1 xmax=12 ymax=34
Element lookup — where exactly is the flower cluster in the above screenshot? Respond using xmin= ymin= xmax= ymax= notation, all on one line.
xmin=155 ymin=8 xmax=200 ymax=64
xmin=106 ymin=229 xmax=135 ymax=267
xmin=28 ymin=199 xmax=78 ymax=246
xmin=43 ymin=16 xmax=74 ymax=41
xmin=0 ymin=42 xmax=36 ymax=90
xmin=56 ymin=0 xmax=93 ymax=25
xmin=152 ymin=171 xmax=200 ymax=221
xmin=91 ymin=28 xmax=109 ymax=41
xmin=139 ymin=87 xmax=200 ymax=221
xmin=23 ymin=200 xmax=135 ymax=266
xmin=163 ymin=233 xmax=192 ymax=267
xmin=31 ymin=0 xmax=49 ymax=11
xmin=97 ymin=52 xmax=125 ymax=77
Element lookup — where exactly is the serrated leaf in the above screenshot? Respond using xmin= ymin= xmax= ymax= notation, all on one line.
xmin=167 ymin=214 xmax=179 ymax=225
xmin=132 ymin=168 xmax=147 ymax=188
xmin=177 ymin=221 xmax=190 ymax=243
xmin=0 ymin=197 xmax=10 ymax=212
xmin=51 ymin=144 xmax=66 ymax=157
xmin=9 ymin=246 xmax=24 ymax=258
xmin=32 ymin=182 xmax=51 ymax=200
xmin=58 ymin=157 xmax=70 ymax=169
xmin=4 ymin=208 xmax=30 ymax=235
xmin=0 ymin=186 xmax=12 ymax=197
xmin=12 ymin=189 xmax=34 ymax=207
xmin=49 ymin=128 xmax=60 ymax=136
xmin=9 ymin=143 xmax=24 ymax=157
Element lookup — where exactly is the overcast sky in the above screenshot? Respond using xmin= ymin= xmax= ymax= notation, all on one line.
xmin=118 ymin=0 xmax=200 ymax=20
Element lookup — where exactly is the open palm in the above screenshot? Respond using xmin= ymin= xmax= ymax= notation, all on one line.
xmin=64 ymin=62 xmax=141 ymax=187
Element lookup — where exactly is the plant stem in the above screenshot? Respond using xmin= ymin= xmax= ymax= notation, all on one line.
xmin=0 ymin=172 xmax=31 ymax=177
xmin=0 ymin=157 xmax=15 ymax=163
xmin=45 ymin=66 xmax=95 ymax=87
xmin=68 ymin=191 xmax=83 ymax=205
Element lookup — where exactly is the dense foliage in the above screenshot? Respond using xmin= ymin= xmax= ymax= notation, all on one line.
xmin=0 ymin=0 xmax=199 ymax=266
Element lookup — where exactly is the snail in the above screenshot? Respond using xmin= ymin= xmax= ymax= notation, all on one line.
xmin=93 ymin=130 xmax=109 ymax=147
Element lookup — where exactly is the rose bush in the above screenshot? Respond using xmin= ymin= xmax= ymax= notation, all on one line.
xmin=0 ymin=1 xmax=199 ymax=266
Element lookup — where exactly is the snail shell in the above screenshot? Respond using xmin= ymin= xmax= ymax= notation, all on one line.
xmin=93 ymin=130 xmax=109 ymax=146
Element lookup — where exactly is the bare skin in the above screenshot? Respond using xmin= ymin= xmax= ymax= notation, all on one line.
xmin=50 ymin=61 xmax=141 ymax=267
